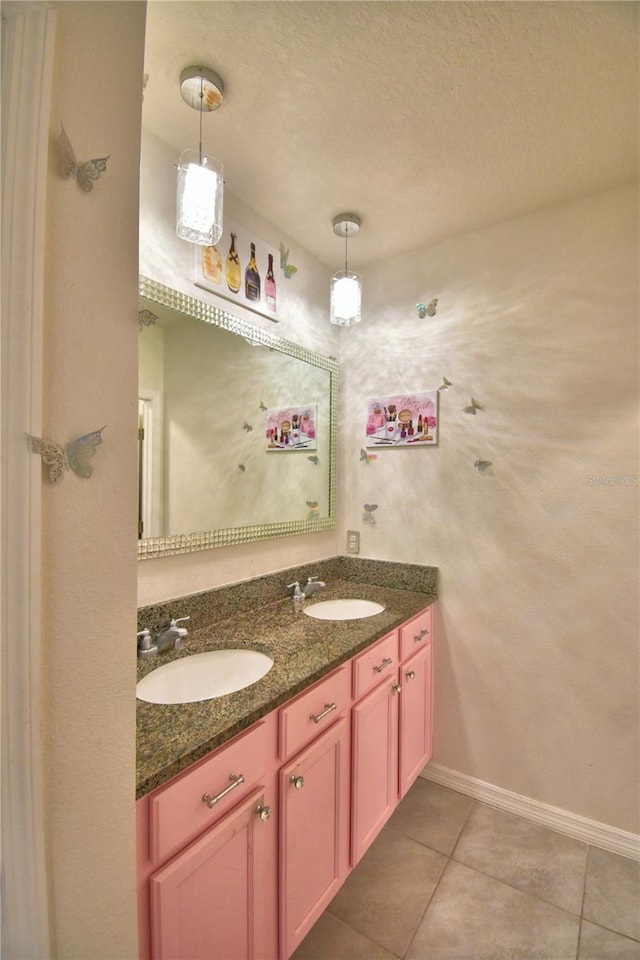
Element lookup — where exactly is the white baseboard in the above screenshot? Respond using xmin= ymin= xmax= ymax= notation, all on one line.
xmin=420 ymin=762 xmax=640 ymax=861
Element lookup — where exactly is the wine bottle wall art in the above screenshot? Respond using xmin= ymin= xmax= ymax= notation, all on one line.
xmin=194 ymin=215 xmax=280 ymax=322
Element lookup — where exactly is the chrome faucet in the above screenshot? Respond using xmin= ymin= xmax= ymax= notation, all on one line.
xmin=137 ymin=616 xmax=190 ymax=658
xmin=287 ymin=577 xmax=326 ymax=603
xmin=156 ymin=616 xmax=190 ymax=653
xmin=302 ymin=576 xmax=326 ymax=597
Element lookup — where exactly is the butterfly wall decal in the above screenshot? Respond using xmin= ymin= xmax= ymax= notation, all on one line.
xmin=306 ymin=500 xmax=319 ymax=518
xmin=360 ymin=448 xmax=377 ymax=464
xmin=238 ymin=464 xmax=246 ymax=472
xmin=58 ymin=123 xmax=110 ymax=193
xmin=438 ymin=377 xmax=452 ymax=391
xmin=307 ymin=456 xmax=320 ymax=466
xmin=138 ymin=308 xmax=158 ymax=330
xmin=464 ymin=397 xmax=484 ymax=415
xmin=474 ymin=460 xmax=492 ymax=472
xmin=417 ymin=298 xmax=438 ymax=319
xmin=279 ymin=243 xmax=298 ymax=279
xmin=362 ymin=503 xmax=378 ymax=525
xmin=258 ymin=401 xmax=267 ymax=411
xmin=25 ymin=425 xmax=107 ymax=484
xmin=242 ymin=421 xmax=253 ymax=432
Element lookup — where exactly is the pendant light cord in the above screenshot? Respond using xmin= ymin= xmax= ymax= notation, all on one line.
xmin=344 ymin=224 xmax=349 ymax=274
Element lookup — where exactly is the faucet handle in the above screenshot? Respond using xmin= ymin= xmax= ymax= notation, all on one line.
xmin=306 ymin=576 xmax=319 ymax=584
xmin=287 ymin=581 xmax=303 ymax=599
xmin=169 ymin=616 xmax=190 ymax=644
xmin=137 ymin=628 xmax=152 ymax=652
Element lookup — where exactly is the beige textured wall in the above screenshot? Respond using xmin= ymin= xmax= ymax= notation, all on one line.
xmin=43 ymin=2 xmax=145 ymax=956
xmin=341 ymin=184 xmax=639 ymax=834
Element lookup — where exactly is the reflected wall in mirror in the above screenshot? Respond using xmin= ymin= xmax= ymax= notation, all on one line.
xmin=138 ymin=277 xmax=337 ymax=559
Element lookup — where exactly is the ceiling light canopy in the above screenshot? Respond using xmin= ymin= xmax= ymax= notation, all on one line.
xmin=330 ymin=214 xmax=362 ymax=327
xmin=176 ymin=65 xmax=225 ymax=246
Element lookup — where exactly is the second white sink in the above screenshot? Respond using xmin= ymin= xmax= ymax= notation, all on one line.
xmin=136 ymin=649 xmax=274 ymax=704
xmin=304 ymin=599 xmax=385 ymax=621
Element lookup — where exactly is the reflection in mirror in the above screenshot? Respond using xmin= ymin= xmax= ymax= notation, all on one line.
xmin=138 ymin=277 xmax=337 ymax=559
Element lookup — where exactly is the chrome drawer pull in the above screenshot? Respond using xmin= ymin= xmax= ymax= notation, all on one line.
xmin=405 ymin=670 xmax=416 ymax=680
xmin=414 ymin=628 xmax=429 ymax=642
xmin=290 ymin=775 xmax=305 ymax=790
xmin=373 ymin=657 xmax=393 ymax=674
xmin=310 ymin=702 xmax=337 ymax=724
xmin=202 ymin=773 xmax=245 ymax=808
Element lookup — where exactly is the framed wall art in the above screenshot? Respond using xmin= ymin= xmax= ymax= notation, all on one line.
xmin=266 ymin=405 xmax=318 ymax=451
xmin=194 ymin=215 xmax=280 ymax=322
xmin=365 ymin=391 xmax=438 ymax=447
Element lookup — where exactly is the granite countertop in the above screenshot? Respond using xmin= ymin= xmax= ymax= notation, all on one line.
xmin=136 ymin=559 xmax=437 ymax=799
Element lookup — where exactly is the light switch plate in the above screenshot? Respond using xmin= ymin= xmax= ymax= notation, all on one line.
xmin=347 ymin=530 xmax=360 ymax=554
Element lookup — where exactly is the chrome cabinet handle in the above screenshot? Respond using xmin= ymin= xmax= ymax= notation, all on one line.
xmin=392 ymin=683 xmax=402 ymax=694
xmin=310 ymin=702 xmax=337 ymax=724
xmin=202 ymin=773 xmax=245 ymax=808
xmin=405 ymin=670 xmax=416 ymax=680
xmin=414 ymin=628 xmax=429 ymax=642
xmin=256 ymin=804 xmax=272 ymax=822
xmin=290 ymin=775 xmax=305 ymax=790
xmin=373 ymin=657 xmax=393 ymax=674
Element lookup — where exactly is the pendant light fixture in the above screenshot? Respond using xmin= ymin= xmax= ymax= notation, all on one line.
xmin=330 ymin=214 xmax=362 ymax=326
xmin=176 ymin=65 xmax=225 ymax=246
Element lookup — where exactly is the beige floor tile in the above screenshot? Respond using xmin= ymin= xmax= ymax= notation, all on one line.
xmin=328 ymin=827 xmax=447 ymax=957
xmin=387 ymin=779 xmax=475 ymax=855
xmin=407 ymin=859 xmax=580 ymax=960
xmin=578 ymin=920 xmax=640 ymax=960
xmin=583 ymin=846 xmax=640 ymax=941
xmin=291 ymin=912 xmax=399 ymax=960
xmin=452 ymin=802 xmax=587 ymax=913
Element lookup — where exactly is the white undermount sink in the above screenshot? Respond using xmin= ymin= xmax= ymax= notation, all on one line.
xmin=136 ymin=649 xmax=274 ymax=705
xmin=303 ymin=598 xmax=385 ymax=621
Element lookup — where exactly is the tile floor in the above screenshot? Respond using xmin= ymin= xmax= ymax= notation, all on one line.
xmin=292 ymin=779 xmax=640 ymax=960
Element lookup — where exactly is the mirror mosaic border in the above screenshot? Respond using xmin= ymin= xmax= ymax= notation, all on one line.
xmin=138 ymin=276 xmax=338 ymax=560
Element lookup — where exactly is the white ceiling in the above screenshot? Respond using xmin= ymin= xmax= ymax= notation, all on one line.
xmin=142 ymin=1 xmax=638 ymax=269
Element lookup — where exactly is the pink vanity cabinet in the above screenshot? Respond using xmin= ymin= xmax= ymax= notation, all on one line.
xmin=351 ymin=607 xmax=433 ymax=865
xmin=278 ymin=665 xmax=351 ymax=958
xmin=137 ymin=603 xmax=434 ymax=960
xmin=398 ymin=608 xmax=434 ymax=795
xmin=136 ymin=713 xmax=279 ymax=960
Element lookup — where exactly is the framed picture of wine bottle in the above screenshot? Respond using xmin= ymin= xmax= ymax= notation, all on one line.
xmin=194 ymin=215 xmax=280 ymax=322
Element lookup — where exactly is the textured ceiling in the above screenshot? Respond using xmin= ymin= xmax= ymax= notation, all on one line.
xmin=142 ymin=1 xmax=638 ymax=269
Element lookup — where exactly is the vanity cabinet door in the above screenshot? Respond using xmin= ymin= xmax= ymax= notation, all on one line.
xmin=398 ymin=643 xmax=433 ymax=799
xmin=150 ymin=786 xmax=277 ymax=960
xmin=351 ymin=677 xmax=399 ymax=866
xmin=279 ymin=717 xmax=350 ymax=959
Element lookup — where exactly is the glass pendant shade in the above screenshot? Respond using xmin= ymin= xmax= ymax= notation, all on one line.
xmin=330 ymin=269 xmax=362 ymax=326
xmin=176 ymin=149 xmax=224 ymax=245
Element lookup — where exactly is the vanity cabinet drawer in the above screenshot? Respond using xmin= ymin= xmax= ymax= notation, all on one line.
xmin=352 ymin=631 xmax=399 ymax=701
xmin=149 ymin=720 xmax=268 ymax=864
xmin=399 ymin=606 xmax=432 ymax=661
xmin=279 ymin=664 xmax=351 ymax=761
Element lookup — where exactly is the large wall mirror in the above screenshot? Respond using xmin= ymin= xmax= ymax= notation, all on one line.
xmin=138 ymin=277 xmax=337 ymax=559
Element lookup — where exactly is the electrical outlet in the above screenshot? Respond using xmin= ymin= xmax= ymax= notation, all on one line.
xmin=347 ymin=530 xmax=360 ymax=554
